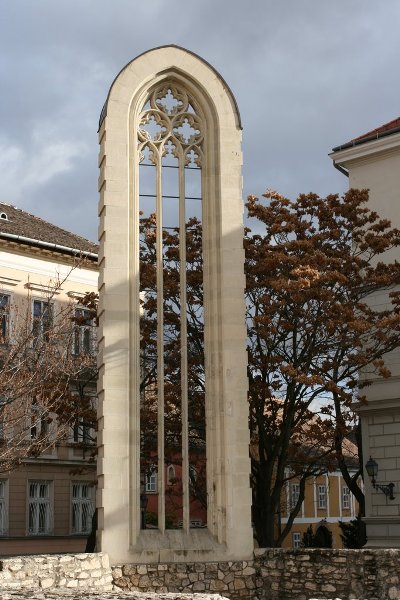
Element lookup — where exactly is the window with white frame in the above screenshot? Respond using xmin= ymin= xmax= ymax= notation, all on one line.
xmin=292 ymin=531 xmax=301 ymax=549
xmin=0 ymin=480 xmax=8 ymax=535
xmin=32 ymin=299 xmax=53 ymax=345
xmin=0 ymin=294 xmax=10 ymax=343
xmin=30 ymin=399 xmax=50 ymax=440
xmin=71 ymin=482 xmax=94 ymax=534
xmin=71 ymin=394 xmax=96 ymax=445
xmin=290 ymin=483 xmax=300 ymax=510
xmin=73 ymin=307 xmax=96 ymax=355
xmin=342 ymin=485 xmax=350 ymax=509
xmin=73 ymin=418 xmax=95 ymax=445
xmin=318 ymin=484 xmax=327 ymax=509
xmin=167 ymin=465 xmax=176 ymax=485
xmin=145 ymin=470 xmax=157 ymax=493
xmin=28 ymin=481 xmax=52 ymax=535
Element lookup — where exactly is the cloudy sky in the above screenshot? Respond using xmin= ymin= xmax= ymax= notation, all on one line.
xmin=1 ymin=1 xmax=399 ymax=242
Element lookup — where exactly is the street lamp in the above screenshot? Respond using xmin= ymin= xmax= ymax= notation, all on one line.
xmin=365 ymin=456 xmax=395 ymax=500
xmin=140 ymin=492 xmax=148 ymax=529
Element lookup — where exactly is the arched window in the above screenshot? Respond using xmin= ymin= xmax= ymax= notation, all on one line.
xmin=167 ymin=465 xmax=176 ymax=486
xmin=138 ymin=83 xmax=206 ymax=532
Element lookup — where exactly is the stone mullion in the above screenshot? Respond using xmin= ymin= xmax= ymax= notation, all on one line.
xmin=131 ymin=140 xmax=142 ymax=542
xmin=179 ymin=153 xmax=190 ymax=533
xmin=156 ymin=150 xmax=165 ymax=534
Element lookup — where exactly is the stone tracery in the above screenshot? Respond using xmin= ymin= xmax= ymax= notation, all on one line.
xmin=138 ymin=85 xmax=204 ymax=168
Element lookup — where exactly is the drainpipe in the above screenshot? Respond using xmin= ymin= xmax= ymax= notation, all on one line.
xmin=333 ymin=161 xmax=349 ymax=178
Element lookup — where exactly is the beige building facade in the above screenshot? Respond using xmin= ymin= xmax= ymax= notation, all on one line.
xmin=97 ymin=46 xmax=253 ymax=564
xmin=330 ymin=118 xmax=400 ymax=547
xmin=0 ymin=202 xmax=98 ymax=555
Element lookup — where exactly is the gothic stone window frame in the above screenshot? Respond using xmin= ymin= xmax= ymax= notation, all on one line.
xmin=135 ymin=79 xmax=205 ymax=534
xmin=129 ymin=72 xmax=218 ymax=539
xmin=98 ymin=46 xmax=253 ymax=563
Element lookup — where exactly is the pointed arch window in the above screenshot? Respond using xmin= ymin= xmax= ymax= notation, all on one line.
xmin=138 ymin=83 xmax=206 ymax=533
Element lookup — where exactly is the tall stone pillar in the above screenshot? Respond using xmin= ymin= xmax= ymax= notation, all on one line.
xmin=97 ymin=46 xmax=253 ymax=564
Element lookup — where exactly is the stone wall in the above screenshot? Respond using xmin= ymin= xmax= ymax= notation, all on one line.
xmin=0 ymin=552 xmax=113 ymax=591
xmin=1 ymin=549 xmax=400 ymax=599
xmin=0 ymin=552 xmax=228 ymax=599
xmin=112 ymin=548 xmax=400 ymax=600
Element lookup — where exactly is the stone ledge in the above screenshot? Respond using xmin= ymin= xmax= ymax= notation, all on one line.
xmin=0 ymin=591 xmax=228 ymax=600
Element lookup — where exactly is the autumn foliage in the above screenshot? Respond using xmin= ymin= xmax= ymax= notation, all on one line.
xmin=3 ymin=188 xmax=400 ymax=546
xmin=246 ymin=189 xmax=400 ymax=545
xmin=0 ymin=274 xmax=97 ymax=472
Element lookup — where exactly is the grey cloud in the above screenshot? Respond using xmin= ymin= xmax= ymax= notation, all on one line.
xmin=1 ymin=0 xmax=399 ymax=239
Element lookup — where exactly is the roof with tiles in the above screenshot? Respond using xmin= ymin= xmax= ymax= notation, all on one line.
xmin=0 ymin=202 xmax=98 ymax=259
xmin=354 ymin=117 xmax=400 ymax=141
xmin=332 ymin=116 xmax=400 ymax=152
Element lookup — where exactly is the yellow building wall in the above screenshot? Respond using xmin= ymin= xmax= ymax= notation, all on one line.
xmin=280 ymin=471 xmax=360 ymax=549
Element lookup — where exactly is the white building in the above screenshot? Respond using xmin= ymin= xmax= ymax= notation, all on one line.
xmin=330 ymin=117 xmax=400 ymax=547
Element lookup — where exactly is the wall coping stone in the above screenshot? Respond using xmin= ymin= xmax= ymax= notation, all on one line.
xmin=0 ymin=592 xmax=229 ymax=600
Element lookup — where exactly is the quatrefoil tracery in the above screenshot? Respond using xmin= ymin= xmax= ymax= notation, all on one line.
xmin=138 ymin=83 xmax=204 ymax=168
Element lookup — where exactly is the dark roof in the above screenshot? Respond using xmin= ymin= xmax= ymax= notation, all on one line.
xmin=332 ymin=117 xmax=400 ymax=152
xmin=0 ymin=202 xmax=98 ymax=260
xmin=98 ymin=44 xmax=242 ymax=131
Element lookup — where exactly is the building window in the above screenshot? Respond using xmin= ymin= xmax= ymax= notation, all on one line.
xmin=32 ymin=300 xmax=52 ymax=345
xmin=167 ymin=465 xmax=176 ymax=485
xmin=318 ymin=484 xmax=327 ymax=509
xmin=292 ymin=531 xmax=301 ymax=549
xmin=0 ymin=294 xmax=10 ymax=343
xmin=28 ymin=481 xmax=52 ymax=535
xmin=30 ymin=399 xmax=50 ymax=440
xmin=72 ymin=394 xmax=96 ymax=446
xmin=145 ymin=470 xmax=157 ymax=493
xmin=71 ymin=482 xmax=94 ymax=534
xmin=73 ymin=308 xmax=96 ymax=355
xmin=0 ymin=480 xmax=8 ymax=535
xmin=73 ymin=419 xmax=95 ymax=445
xmin=290 ymin=483 xmax=300 ymax=510
xmin=342 ymin=485 xmax=350 ymax=510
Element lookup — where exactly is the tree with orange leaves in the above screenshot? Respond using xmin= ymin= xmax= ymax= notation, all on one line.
xmin=246 ymin=188 xmax=400 ymax=546
xmin=137 ymin=189 xmax=400 ymax=543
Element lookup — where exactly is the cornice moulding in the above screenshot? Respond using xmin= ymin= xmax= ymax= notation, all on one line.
xmin=0 ymin=276 xmax=21 ymax=287
xmin=330 ymin=132 xmax=400 ymax=166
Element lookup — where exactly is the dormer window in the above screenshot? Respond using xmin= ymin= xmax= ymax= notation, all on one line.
xmin=0 ymin=213 xmax=8 ymax=221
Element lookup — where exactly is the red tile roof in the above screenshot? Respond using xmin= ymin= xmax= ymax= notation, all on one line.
xmin=332 ymin=117 xmax=400 ymax=152
xmin=353 ymin=117 xmax=400 ymax=142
